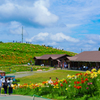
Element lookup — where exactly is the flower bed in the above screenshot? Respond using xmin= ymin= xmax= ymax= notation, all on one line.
xmin=3 ymin=68 xmax=100 ymax=100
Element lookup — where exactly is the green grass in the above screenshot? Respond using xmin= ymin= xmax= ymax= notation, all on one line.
xmin=0 ymin=65 xmax=50 ymax=74
xmin=17 ymin=69 xmax=84 ymax=84
xmin=0 ymin=42 xmax=77 ymax=67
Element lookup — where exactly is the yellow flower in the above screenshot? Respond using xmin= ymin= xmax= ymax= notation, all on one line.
xmin=91 ymin=68 xmax=96 ymax=72
xmin=71 ymin=75 xmax=75 ymax=78
xmin=66 ymin=88 xmax=68 ymax=90
xmin=86 ymin=70 xmax=91 ymax=74
xmin=98 ymin=70 xmax=100 ymax=74
xmin=67 ymin=75 xmax=72 ymax=79
xmin=39 ymin=89 xmax=41 ymax=91
xmin=56 ymin=84 xmax=58 ymax=86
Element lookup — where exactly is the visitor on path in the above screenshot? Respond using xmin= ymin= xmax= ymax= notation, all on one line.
xmin=8 ymin=78 xmax=13 ymax=95
xmin=31 ymin=67 xmax=33 ymax=71
xmin=61 ymin=64 xmax=62 ymax=69
xmin=3 ymin=78 xmax=8 ymax=94
xmin=83 ymin=65 xmax=86 ymax=71
xmin=0 ymin=77 xmax=2 ymax=94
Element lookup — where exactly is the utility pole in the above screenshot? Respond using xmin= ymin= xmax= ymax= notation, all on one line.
xmin=22 ymin=26 xmax=23 ymax=43
xmin=81 ymin=49 xmax=82 ymax=53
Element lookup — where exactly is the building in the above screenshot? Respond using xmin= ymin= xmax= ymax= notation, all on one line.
xmin=34 ymin=54 xmax=70 ymax=67
xmin=67 ymin=51 xmax=100 ymax=70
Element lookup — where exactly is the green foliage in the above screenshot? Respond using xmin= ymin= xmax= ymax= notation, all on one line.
xmin=0 ymin=41 xmax=3 ymax=43
xmin=98 ymin=47 xmax=100 ymax=51
xmin=0 ymin=42 xmax=77 ymax=67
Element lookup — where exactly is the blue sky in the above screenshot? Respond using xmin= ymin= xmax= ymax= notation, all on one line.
xmin=0 ymin=0 xmax=100 ymax=53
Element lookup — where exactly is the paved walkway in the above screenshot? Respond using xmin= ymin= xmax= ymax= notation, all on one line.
xmin=0 ymin=94 xmax=51 ymax=100
xmin=6 ymin=68 xmax=54 ymax=78
xmin=6 ymin=68 xmax=85 ymax=78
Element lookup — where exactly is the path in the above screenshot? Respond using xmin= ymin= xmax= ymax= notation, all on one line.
xmin=6 ymin=68 xmax=54 ymax=78
xmin=0 ymin=94 xmax=51 ymax=100
xmin=6 ymin=68 xmax=85 ymax=78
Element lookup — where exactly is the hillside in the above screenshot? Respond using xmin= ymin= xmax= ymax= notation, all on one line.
xmin=0 ymin=42 xmax=77 ymax=66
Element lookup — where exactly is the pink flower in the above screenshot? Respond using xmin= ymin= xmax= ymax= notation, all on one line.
xmin=87 ymin=83 xmax=90 ymax=85
xmin=86 ymin=87 xmax=89 ymax=89
xmin=87 ymin=82 xmax=92 ymax=85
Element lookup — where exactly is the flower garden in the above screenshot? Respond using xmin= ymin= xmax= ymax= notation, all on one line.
xmin=2 ymin=68 xmax=100 ymax=100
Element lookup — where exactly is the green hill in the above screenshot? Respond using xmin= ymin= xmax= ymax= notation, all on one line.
xmin=0 ymin=42 xmax=77 ymax=66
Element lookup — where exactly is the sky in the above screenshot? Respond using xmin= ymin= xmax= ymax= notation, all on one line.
xmin=0 ymin=0 xmax=100 ymax=53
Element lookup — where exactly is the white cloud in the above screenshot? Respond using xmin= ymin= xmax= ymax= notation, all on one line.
xmin=25 ymin=32 xmax=79 ymax=43
xmin=26 ymin=32 xmax=49 ymax=42
xmin=32 ymin=0 xmax=58 ymax=25
xmin=0 ymin=0 xmax=58 ymax=26
xmin=50 ymin=33 xmax=79 ymax=42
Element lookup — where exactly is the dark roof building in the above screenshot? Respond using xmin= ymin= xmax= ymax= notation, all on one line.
xmin=34 ymin=54 xmax=70 ymax=67
xmin=67 ymin=51 xmax=100 ymax=69
xmin=67 ymin=51 xmax=100 ymax=62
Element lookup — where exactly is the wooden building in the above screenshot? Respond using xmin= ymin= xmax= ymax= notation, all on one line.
xmin=34 ymin=54 xmax=70 ymax=67
xmin=67 ymin=51 xmax=100 ymax=69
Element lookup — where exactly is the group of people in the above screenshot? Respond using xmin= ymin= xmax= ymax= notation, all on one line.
xmin=0 ymin=77 xmax=13 ymax=95
xmin=48 ymin=77 xmax=59 ymax=84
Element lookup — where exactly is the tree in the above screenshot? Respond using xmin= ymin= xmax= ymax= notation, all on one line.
xmin=98 ymin=47 xmax=100 ymax=51
xmin=0 ymin=41 xmax=3 ymax=43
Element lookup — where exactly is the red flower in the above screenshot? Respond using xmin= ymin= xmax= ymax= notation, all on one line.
xmin=63 ymin=79 xmax=67 ymax=83
xmin=77 ymin=81 xmax=80 ymax=84
xmin=76 ymin=73 xmax=79 ymax=75
xmin=81 ymin=80 xmax=85 ymax=84
xmin=85 ymin=78 xmax=88 ymax=81
xmin=81 ymin=78 xmax=83 ymax=80
xmin=74 ymin=81 xmax=77 ymax=84
xmin=60 ymin=83 xmax=63 ymax=87
xmin=53 ymin=81 xmax=58 ymax=85
xmin=84 ymin=73 xmax=88 ymax=76
xmin=80 ymin=73 xmax=83 ymax=75
xmin=74 ymin=85 xmax=76 ymax=88
xmin=76 ymin=86 xmax=82 ymax=89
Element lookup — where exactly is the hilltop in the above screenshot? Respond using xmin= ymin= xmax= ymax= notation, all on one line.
xmin=0 ymin=42 xmax=77 ymax=66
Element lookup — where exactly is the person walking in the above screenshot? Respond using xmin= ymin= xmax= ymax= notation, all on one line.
xmin=8 ymin=78 xmax=13 ymax=95
xmin=0 ymin=77 xmax=2 ymax=94
xmin=3 ymin=78 xmax=8 ymax=95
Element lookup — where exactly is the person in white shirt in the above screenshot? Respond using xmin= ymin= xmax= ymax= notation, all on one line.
xmin=0 ymin=77 xmax=2 ymax=94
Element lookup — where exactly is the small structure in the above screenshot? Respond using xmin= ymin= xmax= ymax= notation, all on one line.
xmin=67 ymin=51 xmax=100 ymax=69
xmin=34 ymin=54 xmax=70 ymax=67
xmin=0 ymin=70 xmax=5 ymax=76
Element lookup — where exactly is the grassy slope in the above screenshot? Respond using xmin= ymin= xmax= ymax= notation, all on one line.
xmin=0 ymin=42 xmax=77 ymax=67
